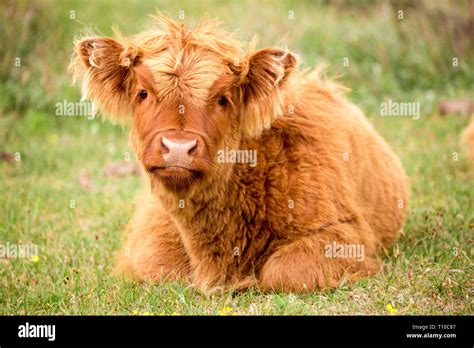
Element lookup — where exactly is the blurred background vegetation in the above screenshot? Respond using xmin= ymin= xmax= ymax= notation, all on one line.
xmin=0 ymin=0 xmax=472 ymax=119
xmin=0 ymin=1 xmax=473 ymax=314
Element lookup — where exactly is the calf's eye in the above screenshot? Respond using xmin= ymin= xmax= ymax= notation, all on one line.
xmin=138 ymin=89 xmax=148 ymax=100
xmin=217 ymin=96 xmax=228 ymax=106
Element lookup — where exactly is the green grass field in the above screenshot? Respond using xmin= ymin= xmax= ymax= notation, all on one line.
xmin=1 ymin=0 xmax=473 ymax=315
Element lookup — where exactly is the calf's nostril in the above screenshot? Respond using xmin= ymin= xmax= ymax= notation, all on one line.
xmin=159 ymin=137 xmax=170 ymax=154
xmin=187 ymin=141 xmax=198 ymax=156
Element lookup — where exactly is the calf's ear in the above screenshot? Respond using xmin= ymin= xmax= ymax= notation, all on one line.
xmin=71 ymin=37 xmax=143 ymax=122
xmin=239 ymin=48 xmax=298 ymax=137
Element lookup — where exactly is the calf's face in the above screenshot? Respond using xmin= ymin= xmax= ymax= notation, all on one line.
xmin=130 ymin=58 xmax=239 ymax=193
xmin=72 ymin=24 xmax=297 ymax=194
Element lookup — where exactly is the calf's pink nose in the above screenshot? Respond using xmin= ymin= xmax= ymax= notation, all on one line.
xmin=161 ymin=136 xmax=197 ymax=167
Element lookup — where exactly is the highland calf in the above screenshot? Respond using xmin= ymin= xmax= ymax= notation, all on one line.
xmin=71 ymin=15 xmax=409 ymax=293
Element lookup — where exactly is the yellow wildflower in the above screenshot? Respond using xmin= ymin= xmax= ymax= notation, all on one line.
xmin=47 ymin=134 xmax=58 ymax=145
xmin=219 ymin=307 xmax=234 ymax=316
xmin=386 ymin=303 xmax=397 ymax=315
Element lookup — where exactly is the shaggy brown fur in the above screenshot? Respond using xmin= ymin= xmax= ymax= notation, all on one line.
xmin=71 ymin=15 xmax=409 ymax=293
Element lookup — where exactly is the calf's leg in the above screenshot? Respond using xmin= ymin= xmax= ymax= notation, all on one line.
xmin=114 ymin=195 xmax=191 ymax=282
xmin=258 ymin=221 xmax=382 ymax=293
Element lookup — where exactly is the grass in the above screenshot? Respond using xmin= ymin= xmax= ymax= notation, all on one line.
xmin=0 ymin=0 xmax=473 ymax=315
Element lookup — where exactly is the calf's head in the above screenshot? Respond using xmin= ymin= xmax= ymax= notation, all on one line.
xmin=72 ymin=17 xmax=297 ymax=194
